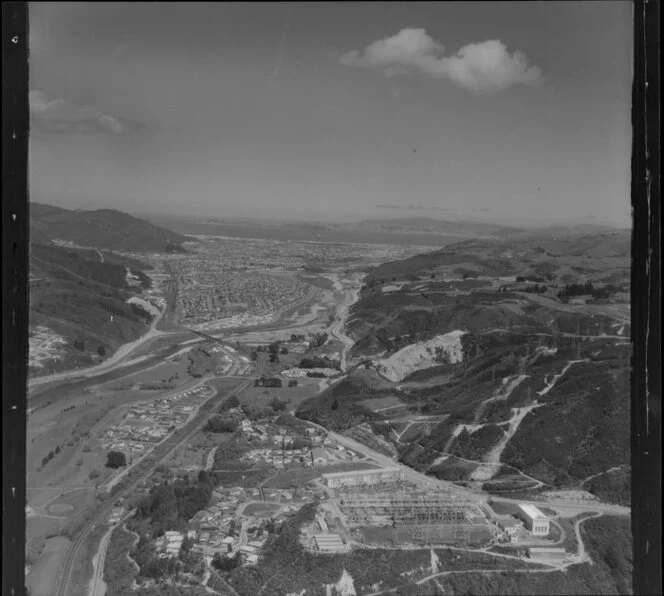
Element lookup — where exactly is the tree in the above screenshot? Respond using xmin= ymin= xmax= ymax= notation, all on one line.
xmin=269 ymin=397 xmax=287 ymax=412
xmin=97 ymin=345 xmax=106 ymax=356
xmin=106 ymin=450 xmax=127 ymax=469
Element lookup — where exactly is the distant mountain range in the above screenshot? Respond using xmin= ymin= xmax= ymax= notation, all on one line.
xmin=30 ymin=203 xmax=189 ymax=252
xmin=143 ymin=214 xmax=535 ymax=247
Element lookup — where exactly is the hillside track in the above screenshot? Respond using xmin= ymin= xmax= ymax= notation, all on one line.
xmin=55 ymin=378 xmax=251 ymax=596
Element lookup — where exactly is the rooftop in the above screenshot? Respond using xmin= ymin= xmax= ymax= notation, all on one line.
xmin=313 ymin=534 xmax=344 ymax=549
xmin=518 ymin=504 xmax=547 ymax=519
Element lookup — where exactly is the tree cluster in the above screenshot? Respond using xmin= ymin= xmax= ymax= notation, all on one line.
xmin=298 ymin=355 xmax=340 ymax=370
xmin=204 ymin=415 xmax=237 ymax=433
xmin=557 ymin=281 xmax=620 ymax=303
xmin=106 ymin=450 xmax=127 ymax=469
xmin=308 ymin=332 xmax=328 ymax=349
xmin=134 ymin=473 xmax=217 ymax=535
xmin=254 ymin=376 xmax=283 ymax=388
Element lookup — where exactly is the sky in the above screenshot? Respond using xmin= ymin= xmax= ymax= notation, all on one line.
xmin=29 ymin=2 xmax=633 ymax=227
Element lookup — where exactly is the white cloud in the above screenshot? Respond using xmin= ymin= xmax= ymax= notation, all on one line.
xmin=340 ymin=29 xmax=544 ymax=94
xmin=29 ymin=90 xmax=137 ymax=135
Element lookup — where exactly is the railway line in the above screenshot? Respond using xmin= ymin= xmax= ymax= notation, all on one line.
xmin=54 ymin=378 xmax=251 ymax=596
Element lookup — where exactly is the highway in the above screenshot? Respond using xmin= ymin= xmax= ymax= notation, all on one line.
xmin=54 ymin=378 xmax=251 ymax=596
xmin=328 ymin=280 xmax=362 ymax=372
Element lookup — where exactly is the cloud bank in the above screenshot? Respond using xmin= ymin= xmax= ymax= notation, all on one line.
xmin=30 ymin=91 xmax=141 ymax=135
xmin=340 ymin=28 xmax=544 ymax=94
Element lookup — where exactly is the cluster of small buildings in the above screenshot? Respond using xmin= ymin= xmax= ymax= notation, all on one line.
xmin=169 ymin=257 xmax=317 ymax=327
xmin=490 ymin=503 xmax=551 ymax=543
xmin=191 ymin=486 xmax=247 ymax=539
xmin=101 ymin=386 xmax=212 ymax=454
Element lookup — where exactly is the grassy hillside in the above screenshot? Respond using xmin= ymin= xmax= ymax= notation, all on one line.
xmin=29 ymin=242 xmax=157 ymax=377
xmin=30 ymin=202 xmax=190 ymax=252
xmin=297 ymin=231 xmax=630 ymax=503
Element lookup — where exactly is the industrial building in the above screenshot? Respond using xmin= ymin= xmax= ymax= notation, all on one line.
xmin=528 ymin=547 xmax=567 ymax=564
xmin=339 ymin=490 xmax=477 ymax=526
xmin=321 ymin=466 xmax=405 ymax=488
xmin=516 ymin=504 xmax=550 ymax=536
xmin=313 ymin=533 xmax=346 ymax=553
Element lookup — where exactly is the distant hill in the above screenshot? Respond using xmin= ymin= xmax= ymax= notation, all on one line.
xmin=28 ymin=240 xmax=158 ymax=377
xmin=141 ymin=214 xmax=526 ymax=247
xmin=30 ymin=203 xmax=190 ymax=252
xmin=297 ymin=230 xmax=631 ymax=504
xmin=339 ymin=217 xmax=521 ymax=239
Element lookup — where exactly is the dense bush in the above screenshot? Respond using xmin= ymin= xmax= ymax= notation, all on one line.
xmin=106 ymin=451 xmax=127 ymax=469
xmin=451 ymin=424 xmax=504 ymax=461
xmin=204 ymin=415 xmax=237 ymax=433
xmin=133 ymin=474 xmax=217 ymax=537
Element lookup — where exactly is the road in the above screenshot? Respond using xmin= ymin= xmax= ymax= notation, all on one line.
xmin=328 ymin=280 xmax=362 ymax=372
xmin=205 ymin=445 xmax=220 ymax=471
xmin=299 ymin=415 xmax=631 ymax=521
xmin=28 ymin=307 xmax=171 ymax=389
xmin=301 ymin=417 xmax=482 ymax=503
xmin=491 ymin=495 xmax=630 ymax=517
xmin=87 ymin=510 xmax=135 ymax=596
xmin=54 ymin=378 xmax=251 ymax=596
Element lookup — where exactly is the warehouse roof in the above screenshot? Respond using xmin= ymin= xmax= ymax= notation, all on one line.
xmin=518 ymin=504 xmax=547 ymax=519
xmin=314 ymin=534 xmax=344 ymax=550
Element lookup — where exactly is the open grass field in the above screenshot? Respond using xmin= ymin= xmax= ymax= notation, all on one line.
xmin=26 ymin=536 xmax=71 ymax=596
xmin=114 ymin=356 xmax=192 ymax=389
xmin=263 ymin=461 xmax=380 ymax=489
xmin=45 ymin=489 xmax=95 ymax=518
xmin=243 ymin=502 xmax=283 ymax=517
xmin=487 ymin=501 xmax=521 ymax=516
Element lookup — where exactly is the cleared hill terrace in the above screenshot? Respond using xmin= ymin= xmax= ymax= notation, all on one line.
xmin=297 ymin=231 xmax=630 ymax=505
